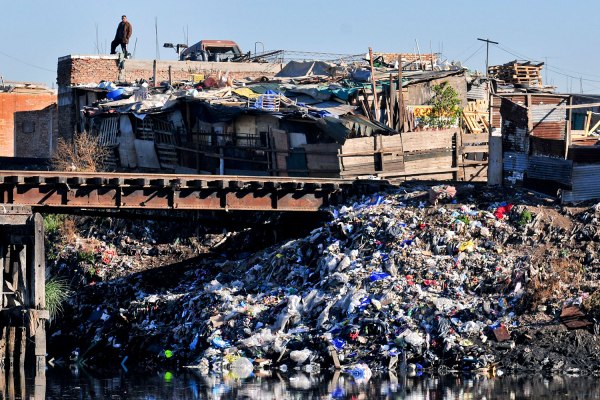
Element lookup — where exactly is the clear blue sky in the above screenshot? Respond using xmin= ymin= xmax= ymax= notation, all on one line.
xmin=2 ymin=0 xmax=598 ymax=93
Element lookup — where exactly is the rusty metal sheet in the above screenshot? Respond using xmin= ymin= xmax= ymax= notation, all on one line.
xmin=224 ymin=192 xmax=274 ymax=210
xmin=275 ymin=192 xmax=324 ymax=211
xmin=560 ymin=305 xmax=592 ymax=329
xmin=530 ymin=121 xmax=565 ymax=140
xmin=493 ymin=325 xmax=511 ymax=342
xmin=120 ymin=188 xmax=170 ymax=209
xmin=174 ymin=190 xmax=222 ymax=210
xmin=12 ymin=185 xmax=65 ymax=206
xmin=0 ymin=171 xmax=350 ymax=212
xmin=530 ymin=95 xmax=568 ymax=106
xmin=66 ymin=187 xmax=116 ymax=207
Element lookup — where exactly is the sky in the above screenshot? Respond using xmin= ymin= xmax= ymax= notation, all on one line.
xmin=2 ymin=0 xmax=599 ymax=93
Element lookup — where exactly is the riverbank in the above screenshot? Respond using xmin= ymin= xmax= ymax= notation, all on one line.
xmin=46 ymin=182 xmax=600 ymax=376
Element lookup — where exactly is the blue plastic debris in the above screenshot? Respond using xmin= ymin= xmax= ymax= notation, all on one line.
xmin=332 ymin=338 xmax=346 ymax=350
xmin=211 ymin=337 xmax=231 ymax=349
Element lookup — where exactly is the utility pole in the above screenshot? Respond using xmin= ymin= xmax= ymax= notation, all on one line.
xmin=477 ymin=38 xmax=498 ymax=76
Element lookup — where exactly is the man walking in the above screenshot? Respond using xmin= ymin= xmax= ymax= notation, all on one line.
xmin=110 ymin=15 xmax=132 ymax=58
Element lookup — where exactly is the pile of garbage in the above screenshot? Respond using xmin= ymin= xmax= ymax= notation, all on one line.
xmin=49 ymin=183 xmax=600 ymax=376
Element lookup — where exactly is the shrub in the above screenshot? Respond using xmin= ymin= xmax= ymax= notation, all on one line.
xmin=45 ymin=277 xmax=72 ymax=320
xmin=51 ymin=130 xmax=109 ymax=172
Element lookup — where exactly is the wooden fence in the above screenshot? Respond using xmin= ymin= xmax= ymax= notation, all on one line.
xmin=274 ymin=129 xmax=488 ymax=182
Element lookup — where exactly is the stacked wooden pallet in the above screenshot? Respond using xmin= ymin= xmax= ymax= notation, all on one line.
xmin=488 ymin=60 xmax=543 ymax=86
xmin=462 ymin=100 xmax=490 ymax=134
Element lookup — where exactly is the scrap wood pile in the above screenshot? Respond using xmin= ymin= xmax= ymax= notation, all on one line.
xmin=488 ymin=60 xmax=544 ymax=87
xmin=462 ymin=100 xmax=490 ymax=134
xmin=47 ymin=183 xmax=600 ymax=378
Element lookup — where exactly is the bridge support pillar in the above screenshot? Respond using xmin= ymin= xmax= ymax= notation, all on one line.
xmin=0 ymin=205 xmax=47 ymax=372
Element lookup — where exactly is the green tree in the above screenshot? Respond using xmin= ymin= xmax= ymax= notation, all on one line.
xmin=426 ymin=82 xmax=461 ymax=128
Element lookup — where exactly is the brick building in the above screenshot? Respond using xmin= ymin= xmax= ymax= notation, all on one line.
xmin=0 ymin=83 xmax=57 ymax=157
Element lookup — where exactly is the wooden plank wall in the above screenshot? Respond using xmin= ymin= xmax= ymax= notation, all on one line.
xmin=302 ymin=143 xmax=342 ymax=178
xmin=339 ymin=137 xmax=377 ymax=176
xmin=402 ymin=130 xmax=455 ymax=176
xmin=460 ymin=132 xmax=489 ymax=182
xmin=331 ymin=129 xmax=489 ymax=182
xmin=270 ymin=129 xmax=289 ymax=176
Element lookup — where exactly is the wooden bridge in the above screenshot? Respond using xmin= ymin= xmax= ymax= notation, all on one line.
xmin=0 ymin=171 xmax=372 ymax=373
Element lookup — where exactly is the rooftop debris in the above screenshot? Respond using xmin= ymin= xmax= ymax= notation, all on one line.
xmin=488 ymin=60 xmax=544 ymax=88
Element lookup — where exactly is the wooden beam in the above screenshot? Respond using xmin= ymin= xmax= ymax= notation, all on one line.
xmin=566 ymin=96 xmax=572 ymax=159
xmin=33 ymin=213 xmax=46 ymax=371
xmin=563 ymin=102 xmax=600 ymax=110
xmin=368 ymin=47 xmax=380 ymax=121
xmin=398 ymin=55 xmax=405 ymax=132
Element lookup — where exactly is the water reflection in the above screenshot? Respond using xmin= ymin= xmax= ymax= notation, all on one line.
xmin=2 ymin=366 xmax=599 ymax=399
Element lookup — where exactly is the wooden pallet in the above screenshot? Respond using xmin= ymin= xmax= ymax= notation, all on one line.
xmin=488 ymin=60 xmax=543 ymax=86
xmin=462 ymin=100 xmax=490 ymax=134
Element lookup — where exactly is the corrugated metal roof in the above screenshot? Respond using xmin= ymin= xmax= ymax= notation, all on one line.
xmin=561 ymin=164 xmax=600 ymax=203
xmin=527 ymin=156 xmax=572 ymax=186
xmin=467 ymin=85 xmax=486 ymax=100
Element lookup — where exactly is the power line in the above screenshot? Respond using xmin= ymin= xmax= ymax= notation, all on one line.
xmin=454 ymin=42 xmax=481 ymax=60
xmin=462 ymin=44 xmax=485 ymax=64
xmin=0 ymin=50 xmax=54 ymax=72
xmin=494 ymin=44 xmax=600 ymax=84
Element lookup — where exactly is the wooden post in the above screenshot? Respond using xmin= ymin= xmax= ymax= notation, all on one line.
xmin=153 ymin=60 xmax=157 ymax=87
xmin=389 ymin=73 xmax=396 ymax=129
xmin=488 ymin=126 xmax=503 ymax=186
xmin=17 ymin=366 xmax=26 ymax=400
xmin=16 ymin=327 xmax=25 ymax=368
xmin=585 ymin=111 xmax=592 ymax=136
xmin=32 ymin=213 xmax=46 ymax=372
xmin=361 ymin=90 xmax=374 ymax=121
xmin=1 ymin=245 xmax=5 ymax=309
xmin=397 ymin=55 xmax=405 ymax=132
xmin=368 ymin=47 xmax=380 ymax=122
xmin=454 ymin=131 xmax=462 ymax=181
xmin=34 ymin=365 xmax=46 ymax=400
xmin=526 ymin=94 xmax=533 ymax=135
xmin=565 ymin=96 xmax=572 ymax=159
xmin=0 ymin=324 xmax=5 ymax=370
xmin=7 ymin=361 xmax=15 ymax=399
xmin=6 ymin=326 xmax=15 ymax=370
xmin=168 ymin=65 xmax=172 ymax=87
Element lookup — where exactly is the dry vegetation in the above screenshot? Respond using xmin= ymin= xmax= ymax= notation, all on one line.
xmin=51 ymin=131 xmax=110 ymax=172
xmin=529 ymin=257 xmax=584 ymax=308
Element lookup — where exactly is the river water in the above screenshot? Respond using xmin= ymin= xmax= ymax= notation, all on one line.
xmin=3 ymin=367 xmax=599 ymax=399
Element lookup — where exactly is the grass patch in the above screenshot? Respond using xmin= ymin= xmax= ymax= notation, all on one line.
xmin=45 ymin=277 xmax=72 ymax=320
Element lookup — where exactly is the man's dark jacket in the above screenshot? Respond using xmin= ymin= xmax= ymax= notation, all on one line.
xmin=115 ymin=21 xmax=132 ymax=44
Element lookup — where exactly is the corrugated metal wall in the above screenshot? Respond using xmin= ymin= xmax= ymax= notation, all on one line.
xmin=561 ymin=164 xmax=600 ymax=203
xmin=503 ymin=151 xmax=528 ymax=185
xmin=530 ymin=105 xmax=566 ymax=141
xmin=527 ymin=156 xmax=572 ymax=186
xmin=502 ymin=123 xmax=528 ymax=153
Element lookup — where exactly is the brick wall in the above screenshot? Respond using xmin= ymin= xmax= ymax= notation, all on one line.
xmin=15 ymin=104 xmax=58 ymax=158
xmin=0 ymin=91 xmax=57 ymax=157
xmin=57 ymin=55 xmax=283 ymax=86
